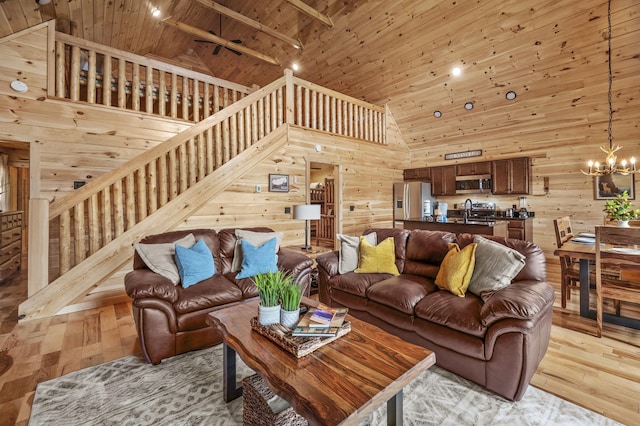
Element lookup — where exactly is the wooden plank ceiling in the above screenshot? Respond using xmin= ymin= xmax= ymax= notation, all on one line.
xmin=0 ymin=0 xmax=637 ymax=152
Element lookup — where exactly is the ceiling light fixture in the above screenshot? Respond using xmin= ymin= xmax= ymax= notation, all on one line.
xmin=292 ymin=63 xmax=300 ymax=71
xmin=464 ymin=102 xmax=474 ymax=110
xmin=505 ymin=91 xmax=517 ymax=100
xmin=433 ymin=110 xmax=442 ymax=118
xmin=452 ymin=67 xmax=462 ymax=76
xmin=151 ymin=7 xmax=161 ymax=17
xmin=582 ymin=0 xmax=636 ymax=176
xmin=35 ymin=0 xmax=51 ymax=4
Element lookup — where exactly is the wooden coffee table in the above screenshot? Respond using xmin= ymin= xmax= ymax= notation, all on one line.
xmin=207 ymin=298 xmax=435 ymax=425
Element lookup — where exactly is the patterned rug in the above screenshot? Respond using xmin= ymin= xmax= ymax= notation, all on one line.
xmin=29 ymin=345 xmax=620 ymax=426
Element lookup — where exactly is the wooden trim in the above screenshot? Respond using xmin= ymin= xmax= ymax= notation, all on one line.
xmin=285 ymin=0 xmax=334 ymax=27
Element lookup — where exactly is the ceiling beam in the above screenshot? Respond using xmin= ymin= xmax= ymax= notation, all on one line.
xmin=285 ymin=0 xmax=334 ymax=28
xmin=162 ymin=17 xmax=280 ymax=66
xmin=194 ymin=0 xmax=303 ymax=50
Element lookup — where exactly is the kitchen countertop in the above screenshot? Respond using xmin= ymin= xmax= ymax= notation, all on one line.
xmin=401 ymin=220 xmax=509 ymax=237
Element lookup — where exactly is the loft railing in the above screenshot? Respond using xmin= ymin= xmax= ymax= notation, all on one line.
xmin=53 ymin=32 xmax=253 ymax=122
xmin=32 ymin=69 xmax=387 ymax=291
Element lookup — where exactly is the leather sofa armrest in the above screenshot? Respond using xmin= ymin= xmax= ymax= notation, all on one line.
xmin=480 ymin=281 xmax=555 ymax=327
xmin=316 ymin=251 xmax=339 ymax=277
xmin=277 ymin=248 xmax=314 ymax=279
xmin=124 ymin=269 xmax=179 ymax=304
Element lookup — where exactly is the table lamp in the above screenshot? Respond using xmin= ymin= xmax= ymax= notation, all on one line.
xmin=293 ymin=204 xmax=321 ymax=250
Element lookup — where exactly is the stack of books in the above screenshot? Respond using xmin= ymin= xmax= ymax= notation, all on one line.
xmin=291 ymin=303 xmax=348 ymax=337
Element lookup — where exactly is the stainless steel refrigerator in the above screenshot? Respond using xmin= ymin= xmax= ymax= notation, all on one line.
xmin=393 ymin=182 xmax=436 ymax=227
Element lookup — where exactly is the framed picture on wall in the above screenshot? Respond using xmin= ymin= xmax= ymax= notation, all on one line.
xmin=269 ymin=174 xmax=289 ymax=192
xmin=594 ymin=174 xmax=635 ymax=200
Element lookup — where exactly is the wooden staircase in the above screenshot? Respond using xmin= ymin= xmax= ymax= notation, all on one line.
xmin=20 ymin=62 xmax=388 ymax=321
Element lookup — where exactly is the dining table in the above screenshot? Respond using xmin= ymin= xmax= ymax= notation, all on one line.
xmin=554 ymin=235 xmax=640 ymax=330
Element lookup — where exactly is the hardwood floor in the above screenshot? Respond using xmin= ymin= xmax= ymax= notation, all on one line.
xmin=0 ymin=261 xmax=639 ymax=426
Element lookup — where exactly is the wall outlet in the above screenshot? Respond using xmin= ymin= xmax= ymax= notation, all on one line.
xmin=350 ymin=205 xmax=355 ymax=211
xmin=255 ymin=184 xmax=261 ymax=193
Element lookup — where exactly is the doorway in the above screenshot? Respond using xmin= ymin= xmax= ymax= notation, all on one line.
xmin=309 ymin=162 xmax=338 ymax=249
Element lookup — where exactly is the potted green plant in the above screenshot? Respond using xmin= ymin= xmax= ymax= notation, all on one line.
xmin=279 ymin=274 xmax=307 ymax=328
xmin=603 ymin=190 xmax=640 ymax=227
xmin=253 ymin=271 xmax=285 ymax=326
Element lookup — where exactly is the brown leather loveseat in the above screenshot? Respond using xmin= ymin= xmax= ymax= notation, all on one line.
xmin=125 ymin=227 xmax=313 ymax=364
xmin=316 ymin=228 xmax=554 ymax=401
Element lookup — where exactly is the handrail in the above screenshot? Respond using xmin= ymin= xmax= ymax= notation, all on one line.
xmin=53 ymin=32 xmax=253 ymax=122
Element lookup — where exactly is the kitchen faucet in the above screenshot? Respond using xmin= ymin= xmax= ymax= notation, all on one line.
xmin=463 ymin=199 xmax=473 ymax=223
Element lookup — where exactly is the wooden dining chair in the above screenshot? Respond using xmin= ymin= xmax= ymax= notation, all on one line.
xmin=594 ymin=226 xmax=640 ymax=337
xmin=553 ymin=216 xmax=580 ymax=308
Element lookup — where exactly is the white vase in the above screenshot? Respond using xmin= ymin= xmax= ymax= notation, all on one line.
xmin=280 ymin=308 xmax=300 ymax=329
xmin=258 ymin=304 xmax=281 ymax=326
xmin=617 ymin=220 xmax=630 ymax=227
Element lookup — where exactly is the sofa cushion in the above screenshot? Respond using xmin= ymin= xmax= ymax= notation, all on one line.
xmin=405 ymin=230 xmax=457 ymax=275
xmin=435 ymin=242 xmax=477 ymax=297
xmin=414 ymin=291 xmax=486 ymax=338
xmin=175 ymin=239 xmax=216 ymax=288
xmin=364 ymin=228 xmax=410 ymax=273
xmin=467 ymin=235 xmax=526 ymax=296
xmin=328 ymin=272 xmax=387 ymax=298
xmin=337 ymin=232 xmax=377 ymax=274
xmin=134 ymin=233 xmax=196 ymax=285
xmin=173 ymin=275 xmax=243 ymax=314
xmin=366 ymin=275 xmax=434 ymax=315
xmin=232 ymin=229 xmax=283 ymax=272
xmin=355 ymin=237 xmax=400 ymax=275
xmin=236 ymin=238 xmax=278 ymax=279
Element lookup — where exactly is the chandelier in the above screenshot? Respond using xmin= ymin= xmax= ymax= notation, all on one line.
xmin=582 ymin=0 xmax=637 ymax=176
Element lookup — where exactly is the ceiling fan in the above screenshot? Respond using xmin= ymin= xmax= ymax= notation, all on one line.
xmin=194 ymin=15 xmax=243 ymax=56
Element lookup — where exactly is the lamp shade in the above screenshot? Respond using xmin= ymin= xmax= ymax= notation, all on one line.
xmin=293 ymin=204 xmax=321 ymax=220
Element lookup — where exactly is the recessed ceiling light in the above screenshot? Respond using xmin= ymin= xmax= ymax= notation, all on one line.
xmin=464 ymin=102 xmax=474 ymax=110
xmin=505 ymin=91 xmax=517 ymax=100
xmin=433 ymin=110 xmax=442 ymax=118
xmin=452 ymin=67 xmax=462 ymax=76
xmin=10 ymin=80 xmax=28 ymax=93
xmin=151 ymin=7 xmax=161 ymax=17
xmin=292 ymin=63 xmax=300 ymax=71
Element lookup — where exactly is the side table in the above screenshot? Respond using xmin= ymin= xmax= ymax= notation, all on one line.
xmin=284 ymin=245 xmax=334 ymax=295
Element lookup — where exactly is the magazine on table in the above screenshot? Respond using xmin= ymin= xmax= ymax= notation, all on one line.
xmin=292 ymin=304 xmax=349 ymax=337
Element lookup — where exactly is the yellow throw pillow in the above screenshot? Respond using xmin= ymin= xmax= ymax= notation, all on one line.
xmin=435 ymin=242 xmax=478 ymax=297
xmin=355 ymin=237 xmax=400 ymax=275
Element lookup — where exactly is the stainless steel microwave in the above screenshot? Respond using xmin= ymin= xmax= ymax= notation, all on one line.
xmin=455 ymin=174 xmax=492 ymax=194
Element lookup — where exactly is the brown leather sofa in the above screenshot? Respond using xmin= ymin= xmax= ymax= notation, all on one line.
xmin=125 ymin=227 xmax=313 ymax=364
xmin=316 ymin=228 xmax=554 ymax=401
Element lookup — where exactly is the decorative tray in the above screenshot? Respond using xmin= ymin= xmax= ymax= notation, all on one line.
xmin=250 ymin=314 xmax=351 ymax=358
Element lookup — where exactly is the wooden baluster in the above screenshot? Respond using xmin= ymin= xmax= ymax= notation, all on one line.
xmin=271 ymin=91 xmax=277 ymax=130
xmin=324 ymin=94 xmax=330 ymax=133
xmin=203 ymin=83 xmax=211 ymax=118
xmin=102 ymin=186 xmax=112 ymax=245
xmin=178 ymin=143 xmax=188 ymax=194
xmin=70 ymin=45 xmax=81 ymax=102
xmin=113 ymin=179 xmax=124 ymax=237
xmin=168 ymin=149 xmax=178 ymax=200
xmin=59 ymin=210 xmax=71 ymax=274
xmin=193 ymin=79 xmax=200 ymax=122
xmin=187 ymin=137 xmax=197 ymax=186
xmin=230 ymin=106 xmax=238 ymax=159
xmin=237 ymin=104 xmax=245 ymax=153
xmin=223 ymin=89 xmax=230 ymax=161
xmin=147 ymin=159 xmax=157 ymax=214
xmin=125 ymin=173 xmax=135 ymax=230
xmin=206 ymin=127 xmax=214 ymax=174
xmin=337 ymin=99 xmax=343 ymax=136
xmin=214 ymin=86 xmax=222 ymax=167
xmin=103 ymin=54 xmax=112 ymax=107
xmin=197 ymin=132 xmax=206 ymax=180
xmin=137 ymin=168 xmax=147 ymax=220
xmin=170 ymin=73 xmax=178 ymax=119
xmin=158 ymin=70 xmax=166 ymax=116
xmin=348 ymin=103 xmax=354 ymax=137
xmin=264 ymin=93 xmax=272 ymax=135
xmin=145 ymin=66 xmax=154 ymax=114
xmin=251 ymin=102 xmax=258 ymax=145
xmin=158 ymin=153 xmax=168 ymax=207
xmin=88 ymin=193 xmax=99 ymax=255
xmin=55 ymin=41 xmax=66 ymax=98
xmin=318 ymin=93 xmax=324 ymax=131
xmin=73 ymin=202 xmax=86 ymax=265
xmin=117 ymin=58 xmax=126 ymax=109
xmin=182 ymin=77 xmax=189 ymax=120
xmin=87 ymin=50 xmax=96 ymax=104
xmin=311 ymin=90 xmax=317 ymax=129
xmin=132 ymin=63 xmax=140 ymax=111
xmin=295 ymin=85 xmax=302 ymax=125
xmin=258 ymin=97 xmax=265 ymax=140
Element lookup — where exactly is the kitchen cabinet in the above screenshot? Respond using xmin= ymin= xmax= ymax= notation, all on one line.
xmin=403 ymin=220 xmax=508 ymax=238
xmin=430 ymin=165 xmax=456 ymax=196
xmin=492 ymin=157 xmax=530 ymax=195
xmin=403 ymin=167 xmax=430 ymax=181
xmin=1 ymin=211 xmax=22 ymax=283
xmin=456 ymin=161 xmax=492 ymax=176
xmin=504 ymin=218 xmax=533 ymax=242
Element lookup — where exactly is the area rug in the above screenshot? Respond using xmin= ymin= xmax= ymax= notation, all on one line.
xmin=29 ymin=345 xmax=620 ymax=426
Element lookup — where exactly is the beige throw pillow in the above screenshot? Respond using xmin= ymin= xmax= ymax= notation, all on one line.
xmin=231 ymin=229 xmax=284 ymax=272
xmin=134 ymin=234 xmax=196 ymax=285
xmin=337 ymin=232 xmax=377 ymax=274
xmin=467 ymin=235 xmax=526 ymax=296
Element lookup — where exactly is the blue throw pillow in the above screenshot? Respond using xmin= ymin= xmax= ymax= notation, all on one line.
xmin=175 ymin=239 xmax=215 ymax=288
xmin=236 ymin=238 xmax=278 ymax=279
